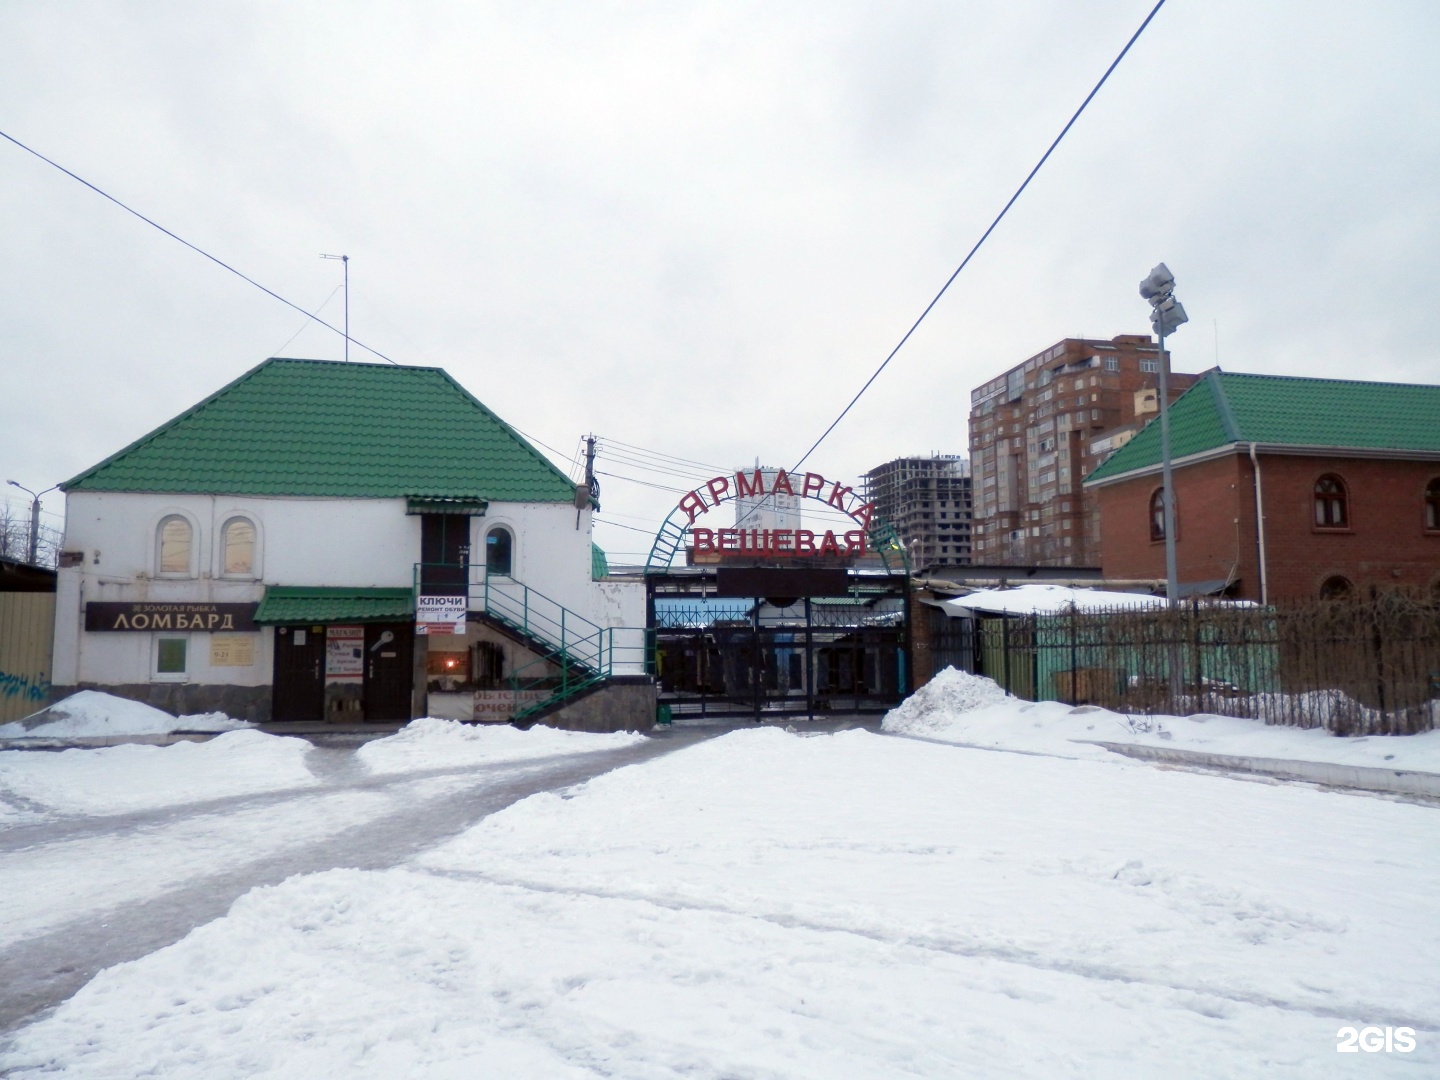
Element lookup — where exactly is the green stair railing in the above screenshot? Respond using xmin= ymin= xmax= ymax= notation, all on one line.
xmin=505 ymin=626 xmax=614 ymax=722
xmin=414 ymin=563 xmax=616 ymax=721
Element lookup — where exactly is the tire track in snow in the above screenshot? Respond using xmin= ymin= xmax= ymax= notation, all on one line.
xmin=0 ymin=736 xmax=698 ymax=1034
xmin=418 ymin=867 xmax=1440 ymax=1035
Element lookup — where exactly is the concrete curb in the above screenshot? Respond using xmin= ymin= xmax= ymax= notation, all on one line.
xmin=1080 ymin=740 xmax=1440 ymax=798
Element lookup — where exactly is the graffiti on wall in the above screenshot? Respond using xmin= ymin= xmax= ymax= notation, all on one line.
xmin=0 ymin=668 xmax=50 ymax=703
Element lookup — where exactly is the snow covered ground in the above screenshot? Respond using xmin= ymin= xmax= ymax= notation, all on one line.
xmin=0 ymin=730 xmax=316 ymax=821
xmin=0 ymin=718 xmax=649 ymax=830
xmin=356 ymin=716 xmax=647 ymax=775
xmin=884 ymin=667 xmax=1440 ymax=775
xmin=0 ymin=690 xmax=250 ymax=739
xmin=3 ymin=706 xmax=1437 ymax=1076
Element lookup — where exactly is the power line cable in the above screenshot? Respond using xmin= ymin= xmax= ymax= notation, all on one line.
xmin=789 ymin=0 xmax=1169 ymax=473
xmin=594 ymin=518 xmax=663 ymax=537
xmin=597 ymin=437 xmax=730 ymax=475
xmin=270 ymin=283 xmax=343 ymax=357
xmin=504 ymin=423 xmax=580 ymax=472
xmin=0 ymin=128 xmax=403 ymax=365
xmin=594 ymin=470 xmax=690 ymax=495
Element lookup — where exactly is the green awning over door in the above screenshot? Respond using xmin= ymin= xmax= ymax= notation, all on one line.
xmin=254 ymin=586 xmax=415 ymax=625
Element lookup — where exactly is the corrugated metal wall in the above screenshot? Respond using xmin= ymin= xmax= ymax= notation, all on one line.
xmin=0 ymin=593 xmax=55 ymax=723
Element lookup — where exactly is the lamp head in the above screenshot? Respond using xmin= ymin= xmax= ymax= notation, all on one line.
xmin=1150 ymin=297 xmax=1189 ymax=337
xmin=1139 ymin=263 xmax=1176 ymax=302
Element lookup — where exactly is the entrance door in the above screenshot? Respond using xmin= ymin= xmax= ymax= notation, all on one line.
xmin=421 ymin=514 xmax=470 ymax=593
xmin=272 ymin=625 xmax=325 ymax=721
xmin=363 ymin=622 xmax=415 ymax=721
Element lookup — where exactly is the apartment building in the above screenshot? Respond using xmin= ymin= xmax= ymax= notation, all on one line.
xmin=862 ymin=455 xmax=972 ymax=572
xmin=969 ymin=334 xmax=1198 ymax=567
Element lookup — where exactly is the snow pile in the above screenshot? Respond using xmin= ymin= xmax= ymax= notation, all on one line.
xmin=882 ymin=673 xmax=1440 ymax=775
xmin=0 ymin=690 xmax=251 ymax=739
xmin=357 ymin=717 xmax=647 ymax=775
xmin=6 ymin=727 xmax=1438 ymax=1076
xmin=942 ymin=583 xmax=1168 ymax=615
xmin=0 ymin=730 xmax=317 ymax=818
xmin=880 ymin=666 xmax=1009 ymax=735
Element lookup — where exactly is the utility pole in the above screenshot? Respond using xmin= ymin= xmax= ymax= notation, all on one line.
xmin=320 ymin=253 xmax=349 ymax=361
xmin=584 ymin=435 xmax=599 ymax=511
xmin=576 ymin=435 xmax=600 ymax=529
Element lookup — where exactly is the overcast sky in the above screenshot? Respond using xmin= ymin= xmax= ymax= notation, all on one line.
xmin=4 ymin=1 xmax=1437 ymax=561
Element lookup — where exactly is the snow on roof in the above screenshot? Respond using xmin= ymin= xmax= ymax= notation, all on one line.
xmin=941 ymin=584 xmax=1167 ymax=616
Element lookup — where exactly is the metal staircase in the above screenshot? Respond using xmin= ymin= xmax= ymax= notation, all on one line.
xmin=479 ymin=575 xmax=616 ymax=722
xmin=415 ymin=564 xmax=616 ymax=722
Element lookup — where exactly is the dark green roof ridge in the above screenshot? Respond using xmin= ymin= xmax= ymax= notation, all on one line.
xmin=64 ymin=357 xmax=576 ymax=502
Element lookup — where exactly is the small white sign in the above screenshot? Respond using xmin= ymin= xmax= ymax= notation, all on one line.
xmin=416 ymin=594 xmax=467 ymax=635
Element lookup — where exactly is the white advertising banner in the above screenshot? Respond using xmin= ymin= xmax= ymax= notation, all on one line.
xmin=416 ymin=594 xmax=467 ymax=635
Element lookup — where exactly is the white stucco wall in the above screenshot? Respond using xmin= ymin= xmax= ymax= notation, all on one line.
xmin=53 ymin=491 xmax=632 ymax=691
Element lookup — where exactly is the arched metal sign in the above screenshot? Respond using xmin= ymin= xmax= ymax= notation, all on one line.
xmin=645 ymin=466 xmax=909 ymax=574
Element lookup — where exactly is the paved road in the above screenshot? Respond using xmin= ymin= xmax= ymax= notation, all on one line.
xmin=0 ymin=735 xmax=705 ymax=1034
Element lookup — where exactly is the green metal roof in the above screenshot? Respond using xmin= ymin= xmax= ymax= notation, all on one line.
xmin=64 ymin=358 xmax=577 ymax=502
xmin=591 ymin=542 xmax=609 ymax=581
xmin=1086 ymin=371 xmax=1440 ymax=484
xmin=254 ymin=586 xmax=415 ymax=625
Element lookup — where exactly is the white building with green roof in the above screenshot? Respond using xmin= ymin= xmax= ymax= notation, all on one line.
xmin=52 ymin=357 xmax=649 ymax=725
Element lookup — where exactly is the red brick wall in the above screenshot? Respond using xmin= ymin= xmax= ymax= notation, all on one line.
xmin=1096 ymin=452 xmax=1440 ymax=601
xmin=1096 ymin=455 xmax=1256 ymax=595
xmin=1252 ymin=455 xmax=1440 ymax=600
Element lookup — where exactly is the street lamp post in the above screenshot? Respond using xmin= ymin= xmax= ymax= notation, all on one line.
xmin=6 ymin=481 xmax=59 ymax=565
xmin=1138 ymin=263 xmax=1189 ymax=606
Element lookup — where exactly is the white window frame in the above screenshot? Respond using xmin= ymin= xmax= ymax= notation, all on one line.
xmin=153 ymin=634 xmax=191 ymax=682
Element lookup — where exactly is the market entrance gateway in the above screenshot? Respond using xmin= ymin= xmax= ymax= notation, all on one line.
xmin=644 ymin=466 xmax=912 ymax=723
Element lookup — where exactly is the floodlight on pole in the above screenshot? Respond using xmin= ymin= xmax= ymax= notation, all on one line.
xmin=1137 ymin=262 xmax=1187 ymax=607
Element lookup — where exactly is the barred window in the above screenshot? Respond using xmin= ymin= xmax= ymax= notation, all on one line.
xmin=1426 ymin=478 xmax=1440 ymax=531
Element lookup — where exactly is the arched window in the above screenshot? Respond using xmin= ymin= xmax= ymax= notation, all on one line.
xmin=485 ymin=526 xmax=513 ymax=576
xmin=1426 ymin=478 xmax=1440 ymax=532
xmin=1314 ymin=475 xmax=1348 ymax=528
xmin=157 ymin=516 xmax=192 ymax=575
xmin=222 ymin=517 xmax=256 ymax=576
xmin=1148 ymin=487 xmax=1169 ymax=541
xmin=1319 ymin=575 xmax=1353 ymax=601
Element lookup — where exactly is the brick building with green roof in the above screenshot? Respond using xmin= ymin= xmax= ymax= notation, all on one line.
xmin=1083 ymin=370 xmax=1440 ymax=602
xmin=50 ymin=358 xmax=648 ymax=725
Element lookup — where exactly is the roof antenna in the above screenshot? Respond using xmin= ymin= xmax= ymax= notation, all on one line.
xmin=320 ymin=254 xmax=349 ymax=361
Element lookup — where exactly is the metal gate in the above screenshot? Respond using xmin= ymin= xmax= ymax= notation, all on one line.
xmin=652 ymin=581 xmax=908 ymax=722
